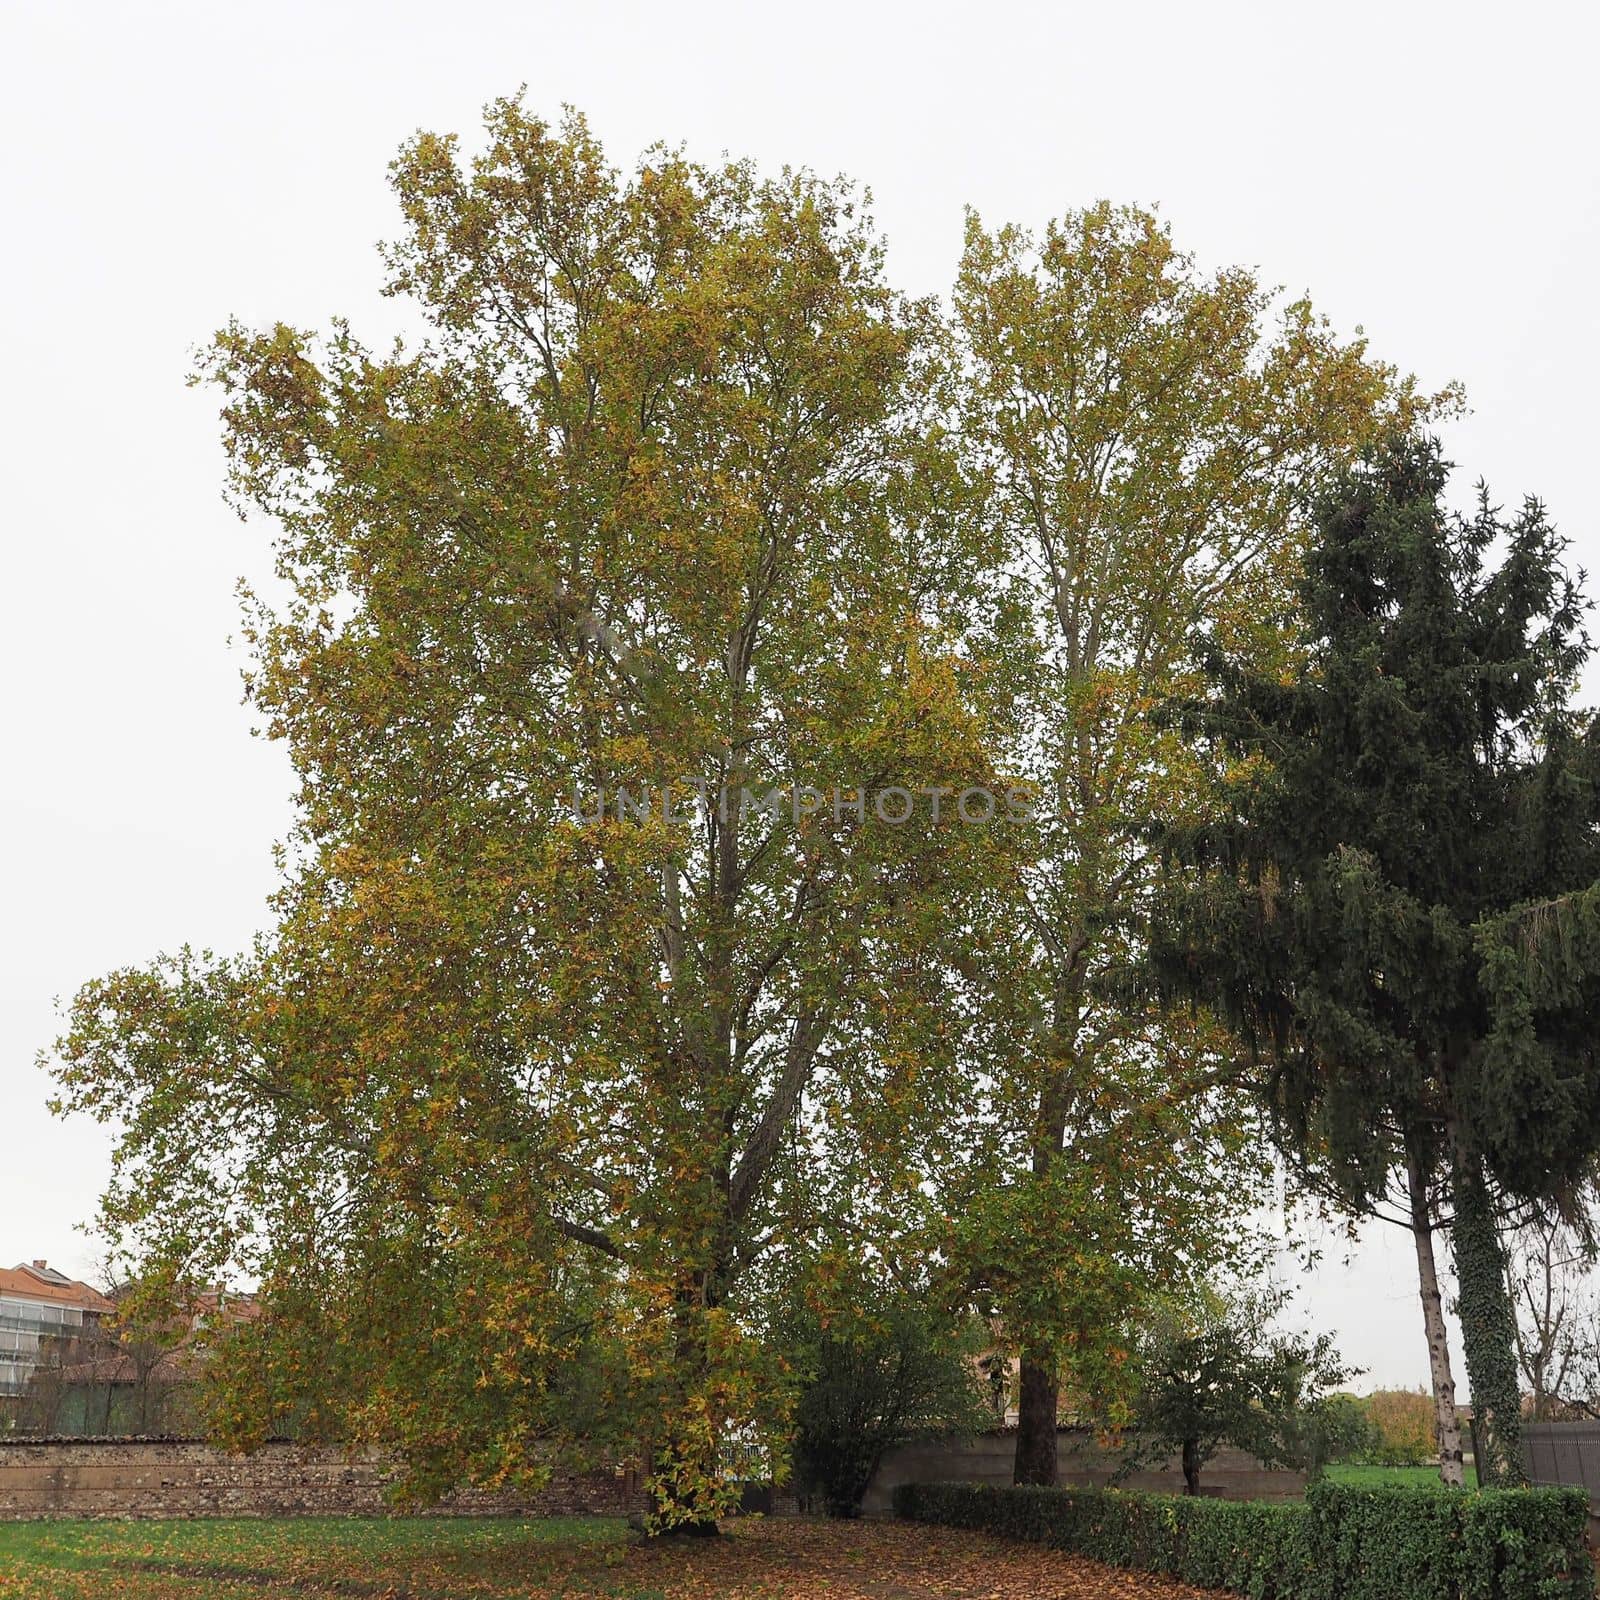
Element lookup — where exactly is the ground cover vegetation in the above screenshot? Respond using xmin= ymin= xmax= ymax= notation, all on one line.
xmin=0 ymin=1515 xmax=1265 ymax=1600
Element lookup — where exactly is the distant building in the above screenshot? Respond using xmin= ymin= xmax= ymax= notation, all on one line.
xmin=0 ymin=1261 xmax=112 ymax=1397
xmin=47 ymin=1284 xmax=260 ymax=1435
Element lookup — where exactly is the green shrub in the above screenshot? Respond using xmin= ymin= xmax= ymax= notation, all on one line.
xmin=783 ymin=1297 xmax=991 ymax=1517
xmin=1301 ymin=1482 xmax=1466 ymax=1600
xmin=892 ymin=1483 xmax=1310 ymax=1599
xmin=1457 ymin=1487 xmax=1594 ymax=1600
xmin=1304 ymin=1391 xmax=1382 ymax=1473
xmin=893 ymin=1478 xmax=1592 ymax=1600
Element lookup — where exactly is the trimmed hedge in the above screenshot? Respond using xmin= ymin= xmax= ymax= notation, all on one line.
xmin=1303 ymin=1482 xmax=1593 ymax=1600
xmin=892 ymin=1479 xmax=1593 ymax=1600
xmin=892 ymin=1482 xmax=1310 ymax=1599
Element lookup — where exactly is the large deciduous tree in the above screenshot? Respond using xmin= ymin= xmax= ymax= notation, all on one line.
xmin=1142 ymin=435 xmax=1600 ymax=1485
xmin=944 ymin=203 xmax=1437 ymax=1486
xmin=50 ymin=102 xmax=1000 ymax=1528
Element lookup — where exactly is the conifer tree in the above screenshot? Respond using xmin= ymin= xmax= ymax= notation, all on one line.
xmin=1143 ymin=435 xmax=1600 ymax=1485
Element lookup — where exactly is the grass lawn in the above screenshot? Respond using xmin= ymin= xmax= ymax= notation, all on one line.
xmin=0 ymin=1513 xmax=1233 ymax=1599
xmin=1322 ymin=1462 xmax=1480 ymax=1489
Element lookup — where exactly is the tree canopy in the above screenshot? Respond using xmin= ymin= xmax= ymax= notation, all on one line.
xmin=46 ymin=101 xmax=1479 ymax=1522
xmin=54 ymin=101 xmax=1010 ymax=1526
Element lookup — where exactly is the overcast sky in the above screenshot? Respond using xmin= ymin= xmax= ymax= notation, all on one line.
xmin=3 ymin=0 xmax=1597 ymax=1395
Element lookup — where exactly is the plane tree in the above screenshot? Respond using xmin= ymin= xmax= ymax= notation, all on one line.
xmin=50 ymin=101 xmax=1005 ymax=1529
xmin=944 ymin=202 xmax=1440 ymax=1485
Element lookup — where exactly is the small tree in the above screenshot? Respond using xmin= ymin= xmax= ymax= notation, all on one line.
xmin=785 ymin=1290 xmax=990 ymax=1518
xmin=1304 ymin=1392 xmax=1381 ymax=1473
xmin=1539 ymin=1291 xmax=1600 ymax=1419
xmin=1128 ymin=1289 xmax=1351 ymax=1496
xmin=1506 ymin=1213 xmax=1598 ymax=1421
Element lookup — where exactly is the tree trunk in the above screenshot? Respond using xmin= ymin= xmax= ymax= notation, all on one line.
xmin=643 ymin=1271 xmax=728 ymax=1536
xmin=1406 ymin=1147 xmax=1465 ymax=1487
xmin=1181 ymin=1436 xmax=1201 ymax=1496
xmin=1014 ymin=1008 xmax=1080 ymax=1488
xmin=1013 ymin=1351 xmax=1059 ymax=1485
xmin=1451 ymin=1151 xmax=1527 ymax=1486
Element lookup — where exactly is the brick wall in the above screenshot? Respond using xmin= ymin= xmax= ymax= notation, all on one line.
xmin=0 ymin=1437 xmax=637 ymax=1521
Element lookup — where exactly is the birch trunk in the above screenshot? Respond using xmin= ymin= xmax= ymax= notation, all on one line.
xmin=1406 ymin=1148 xmax=1465 ymax=1486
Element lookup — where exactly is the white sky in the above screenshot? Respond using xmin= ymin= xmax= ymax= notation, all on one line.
xmin=2 ymin=0 xmax=1597 ymax=1395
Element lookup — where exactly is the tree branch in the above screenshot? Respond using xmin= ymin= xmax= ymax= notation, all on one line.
xmin=728 ymin=1003 xmax=834 ymax=1221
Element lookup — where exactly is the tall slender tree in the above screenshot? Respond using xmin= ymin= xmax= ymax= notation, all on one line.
xmin=1142 ymin=435 xmax=1600 ymax=1485
xmin=946 ymin=203 xmax=1438 ymax=1485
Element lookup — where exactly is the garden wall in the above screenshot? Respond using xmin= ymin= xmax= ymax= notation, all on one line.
xmin=1522 ymin=1420 xmax=1600 ymax=1540
xmin=0 ymin=1437 xmax=637 ymax=1521
xmin=859 ymin=1428 xmax=1305 ymax=1516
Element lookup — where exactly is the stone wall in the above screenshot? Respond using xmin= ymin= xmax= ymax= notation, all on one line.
xmin=0 ymin=1430 xmax=1304 ymax=1523
xmin=859 ymin=1428 xmax=1306 ymax=1516
xmin=0 ymin=1437 xmax=637 ymax=1522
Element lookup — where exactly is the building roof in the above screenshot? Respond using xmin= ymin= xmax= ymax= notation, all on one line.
xmin=0 ymin=1262 xmax=113 ymax=1314
xmin=188 ymin=1290 xmax=262 ymax=1324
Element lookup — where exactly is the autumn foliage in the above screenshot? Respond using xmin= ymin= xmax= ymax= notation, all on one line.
xmin=1363 ymin=1389 xmax=1438 ymax=1467
xmin=48 ymin=98 xmax=1441 ymax=1524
